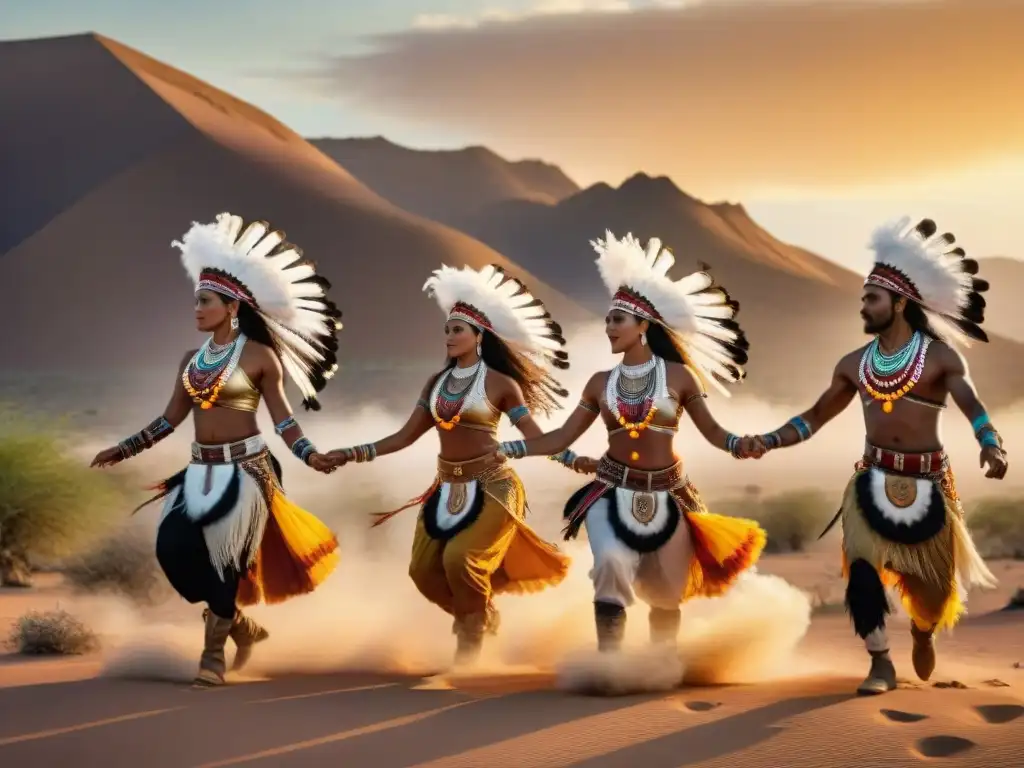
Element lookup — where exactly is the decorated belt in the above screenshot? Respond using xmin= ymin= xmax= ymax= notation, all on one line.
xmin=862 ymin=442 xmax=947 ymax=477
xmin=595 ymin=454 xmax=686 ymax=492
xmin=436 ymin=454 xmax=506 ymax=484
xmin=191 ymin=435 xmax=267 ymax=464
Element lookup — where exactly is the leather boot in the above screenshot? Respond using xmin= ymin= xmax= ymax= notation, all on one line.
xmin=856 ymin=649 xmax=897 ymax=695
xmin=453 ymin=612 xmax=487 ymax=667
xmin=202 ymin=608 xmax=270 ymax=672
xmin=911 ymin=622 xmax=936 ymax=681
xmin=194 ymin=610 xmax=233 ymax=686
xmin=595 ymin=600 xmax=626 ymax=653
xmin=649 ymin=607 xmax=681 ymax=646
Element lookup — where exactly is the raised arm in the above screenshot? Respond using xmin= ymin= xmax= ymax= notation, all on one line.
xmin=326 ymin=374 xmax=437 ymax=468
xmin=939 ymin=342 xmax=1007 ymax=479
xmin=498 ymin=372 xmax=603 ymax=459
xmin=755 ymin=353 xmax=859 ymax=453
xmin=91 ymin=350 xmax=195 ymax=467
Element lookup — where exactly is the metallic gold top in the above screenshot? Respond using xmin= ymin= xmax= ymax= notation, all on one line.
xmin=601 ymin=390 xmax=683 ymax=436
xmin=446 ymin=397 xmax=501 ymax=435
xmin=212 ymin=366 xmax=261 ymax=413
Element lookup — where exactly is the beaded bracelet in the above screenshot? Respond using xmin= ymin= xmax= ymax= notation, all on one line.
xmin=548 ymin=449 xmax=579 ymax=471
xmin=506 ymin=405 xmax=530 ymax=426
xmin=500 ymin=440 xmax=528 ymax=459
xmin=291 ymin=437 xmax=317 ymax=465
xmin=972 ymin=412 xmax=991 ymax=435
xmin=725 ymin=433 xmax=742 ymax=457
xmin=274 ymin=416 xmax=298 ymax=436
xmin=788 ymin=416 xmax=813 ymax=442
xmin=342 ymin=443 xmax=377 ymax=463
xmin=118 ymin=417 xmax=174 ymax=460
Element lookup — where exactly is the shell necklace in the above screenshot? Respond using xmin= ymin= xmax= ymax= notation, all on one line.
xmin=430 ymin=360 xmax=486 ymax=430
xmin=859 ymin=331 xmax=930 ymax=414
xmin=606 ymin=356 xmax=666 ymax=461
xmin=183 ymin=333 xmax=247 ymax=410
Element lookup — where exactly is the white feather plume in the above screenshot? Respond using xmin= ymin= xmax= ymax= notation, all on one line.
xmin=592 ymin=231 xmax=747 ymax=395
xmin=423 ymin=263 xmax=564 ymax=366
xmin=868 ymin=216 xmax=974 ymax=318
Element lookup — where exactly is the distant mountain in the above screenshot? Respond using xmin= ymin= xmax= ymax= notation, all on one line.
xmin=0 ymin=35 xmax=591 ymax=406
xmin=310 ymin=136 xmax=580 ymax=224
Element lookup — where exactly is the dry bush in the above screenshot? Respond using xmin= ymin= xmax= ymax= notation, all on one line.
xmin=964 ymin=496 xmax=1024 ymax=560
xmin=0 ymin=408 xmax=129 ymax=586
xmin=62 ymin=526 xmax=170 ymax=605
xmin=709 ymin=488 xmax=832 ymax=554
xmin=6 ymin=608 xmax=99 ymax=655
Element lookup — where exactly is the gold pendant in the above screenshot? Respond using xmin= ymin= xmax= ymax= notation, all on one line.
xmin=882 ymin=401 xmax=893 ymax=414
xmin=631 ymin=492 xmax=656 ymax=525
xmin=883 ymin=474 xmax=917 ymax=508
xmin=447 ymin=483 xmax=468 ymax=515
xmin=630 ymin=451 xmax=640 ymax=461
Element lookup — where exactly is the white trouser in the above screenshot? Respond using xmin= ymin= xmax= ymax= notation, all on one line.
xmin=583 ymin=492 xmax=693 ymax=610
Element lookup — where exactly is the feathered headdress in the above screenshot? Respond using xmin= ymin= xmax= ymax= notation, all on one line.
xmin=866 ymin=217 xmax=990 ymax=345
xmin=592 ymin=230 xmax=749 ymax=396
xmin=423 ymin=263 xmax=569 ymax=371
xmin=174 ymin=212 xmax=343 ymax=410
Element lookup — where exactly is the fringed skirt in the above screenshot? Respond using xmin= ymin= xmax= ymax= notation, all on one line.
xmin=373 ymin=455 xmax=571 ymax=601
xmin=840 ymin=446 xmax=996 ymax=632
xmin=142 ymin=436 xmax=339 ymax=609
xmin=564 ymin=454 xmax=766 ymax=601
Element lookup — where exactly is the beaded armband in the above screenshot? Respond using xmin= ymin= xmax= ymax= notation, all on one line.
xmin=548 ymin=449 xmax=579 ymax=472
xmin=506 ymin=405 xmax=530 ymax=426
xmin=788 ymin=416 xmax=813 ymax=442
xmin=274 ymin=416 xmax=298 ymax=436
xmin=342 ymin=443 xmax=377 ymax=463
xmin=416 ymin=397 xmax=430 ymax=412
xmin=971 ymin=413 xmax=1002 ymax=449
xmin=499 ymin=440 xmax=528 ymax=459
xmin=291 ymin=437 xmax=317 ymax=465
xmin=118 ymin=417 xmax=174 ymax=460
xmin=577 ymin=399 xmax=600 ymax=414
xmin=725 ymin=433 xmax=742 ymax=458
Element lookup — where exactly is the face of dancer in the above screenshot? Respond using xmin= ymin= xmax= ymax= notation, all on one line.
xmin=194 ymin=289 xmax=238 ymax=333
xmin=861 ymin=286 xmax=904 ymax=335
xmin=605 ymin=309 xmax=648 ymax=355
xmin=444 ymin=320 xmax=480 ymax=360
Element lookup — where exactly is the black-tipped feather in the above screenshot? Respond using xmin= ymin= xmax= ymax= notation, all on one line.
xmin=915 ymin=218 xmax=937 ymax=238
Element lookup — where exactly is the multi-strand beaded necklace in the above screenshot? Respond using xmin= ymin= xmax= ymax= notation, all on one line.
xmin=605 ymin=356 xmax=664 ymax=461
xmin=430 ymin=361 xmax=486 ymax=430
xmin=183 ymin=333 xmax=247 ymax=410
xmin=858 ymin=330 xmax=931 ymax=414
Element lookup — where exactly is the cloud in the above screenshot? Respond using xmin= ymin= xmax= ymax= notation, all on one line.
xmin=412 ymin=0 xmax=634 ymax=30
xmin=306 ymin=0 xmax=1024 ymax=194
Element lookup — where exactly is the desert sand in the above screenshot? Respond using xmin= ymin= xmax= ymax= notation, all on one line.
xmin=1 ymin=553 xmax=1021 ymax=767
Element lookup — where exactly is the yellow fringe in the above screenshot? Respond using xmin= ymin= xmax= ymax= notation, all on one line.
xmin=237 ymin=490 xmax=340 ymax=606
xmin=683 ymin=510 xmax=767 ymax=600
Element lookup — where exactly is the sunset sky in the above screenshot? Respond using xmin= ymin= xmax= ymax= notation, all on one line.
xmin=5 ymin=0 xmax=1021 ymax=272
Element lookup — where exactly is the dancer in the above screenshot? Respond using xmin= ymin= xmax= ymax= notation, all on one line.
xmin=90 ymin=213 xmax=343 ymax=686
xmin=746 ymin=217 xmax=1003 ymax=695
xmin=498 ymin=232 xmax=767 ymax=652
xmin=327 ymin=263 xmax=583 ymax=665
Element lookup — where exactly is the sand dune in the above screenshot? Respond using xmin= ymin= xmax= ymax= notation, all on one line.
xmin=0 ymin=34 xmax=591 ymax=381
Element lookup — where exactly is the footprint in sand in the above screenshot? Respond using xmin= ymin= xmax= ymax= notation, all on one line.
xmin=914 ymin=735 xmax=975 ymax=758
xmin=682 ymin=700 xmax=721 ymax=712
xmin=975 ymin=704 xmax=1024 ymax=725
xmin=880 ymin=708 xmax=928 ymax=723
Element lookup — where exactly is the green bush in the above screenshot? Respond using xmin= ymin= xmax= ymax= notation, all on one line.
xmin=6 ymin=608 xmax=99 ymax=655
xmin=964 ymin=496 xmax=1024 ymax=560
xmin=0 ymin=409 xmax=128 ymax=586
xmin=709 ymin=487 xmax=832 ymax=553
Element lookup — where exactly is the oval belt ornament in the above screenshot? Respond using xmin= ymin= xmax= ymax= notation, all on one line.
xmin=884 ymin=474 xmax=918 ymax=508
xmin=631 ymin=492 xmax=657 ymax=524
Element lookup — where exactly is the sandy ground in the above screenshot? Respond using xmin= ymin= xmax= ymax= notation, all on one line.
xmin=0 ymin=556 xmax=1022 ymax=767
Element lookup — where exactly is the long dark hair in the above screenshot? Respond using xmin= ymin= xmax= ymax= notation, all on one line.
xmin=891 ymin=291 xmax=944 ymax=342
xmin=439 ymin=328 xmax=569 ymax=416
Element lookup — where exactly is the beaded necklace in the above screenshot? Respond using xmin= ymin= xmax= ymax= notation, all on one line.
xmin=859 ymin=331 xmax=930 ymax=414
xmin=605 ymin=356 xmax=666 ymax=461
xmin=430 ymin=360 xmax=486 ymax=430
xmin=183 ymin=333 xmax=247 ymax=410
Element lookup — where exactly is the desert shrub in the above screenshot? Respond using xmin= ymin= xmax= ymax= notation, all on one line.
xmin=709 ymin=488 xmax=832 ymax=553
xmin=0 ymin=408 xmax=128 ymax=586
xmin=965 ymin=496 xmax=1024 ymax=560
xmin=63 ymin=526 xmax=170 ymax=605
xmin=6 ymin=608 xmax=99 ymax=655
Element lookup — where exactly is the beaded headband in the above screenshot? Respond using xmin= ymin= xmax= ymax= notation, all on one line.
xmin=610 ymin=288 xmax=662 ymax=323
xmin=447 ymin=301 xmax=493 ymax=332
xmin=197 ymin=269 xmax=256 ymax=307
xmin=864 ymin=264 xmax=923 ymax=305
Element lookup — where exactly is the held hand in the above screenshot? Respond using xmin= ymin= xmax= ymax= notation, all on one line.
xmin=573 ymin=456 xmax=599 ymax=475
xmin=980 ymin=445 xmax=1008 ymax=479
xmin=90 ymin=446 xmax=124 ymax=469
xmin=308 ymin=452 xmax=338 ymax=474
xmin=737 ymin=435 xmax=767 ymax=460
xmin=323 ymin=449 xmax=349 ymax=469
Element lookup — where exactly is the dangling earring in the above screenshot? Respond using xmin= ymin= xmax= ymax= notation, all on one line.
xmin=640 ymin=332 xmax=647 ymax=347
xmin=230 ymin=316 xmax=239 ymax=331
xmin=476 ymin=342 xmax=482 ymax=357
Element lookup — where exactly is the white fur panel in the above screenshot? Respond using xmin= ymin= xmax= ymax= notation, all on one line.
xmin=866 ymin=468 xmax=935 ymax=526
xmin=612 ymin=488 xmax=674 ymax=538
xmin=183 ymin=463 xmax=238 ymax=521
xmin=433 ymin=481 xmax=480 ymax=531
